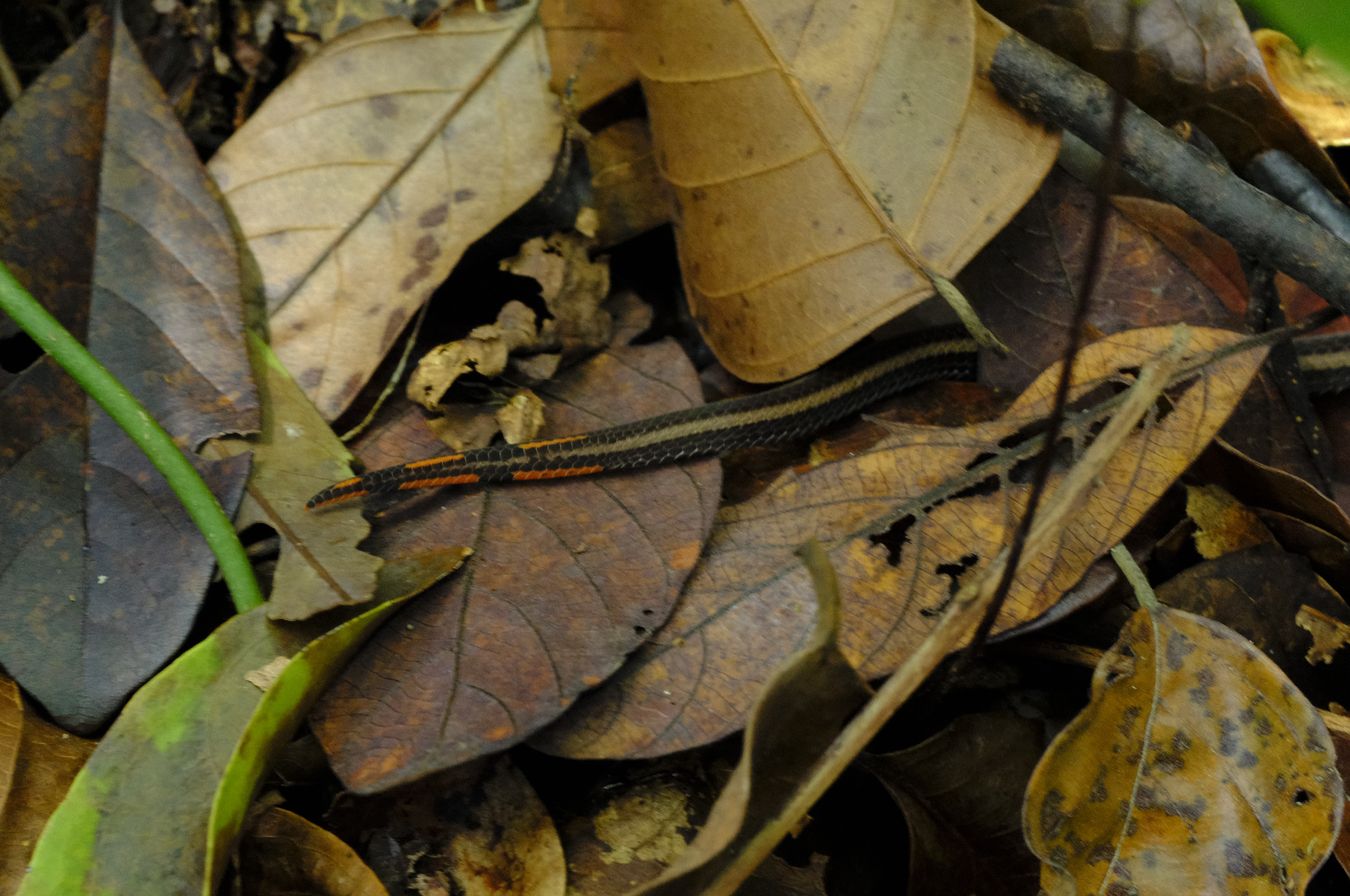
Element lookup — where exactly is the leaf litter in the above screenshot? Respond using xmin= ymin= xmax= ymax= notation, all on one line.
xmin=3 ymin=1 xmax=1349 ymax=892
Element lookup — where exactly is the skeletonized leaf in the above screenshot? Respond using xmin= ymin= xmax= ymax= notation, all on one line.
xmin=1023 ymin=604 xmax=1344 ymax=895
xmin=210 ymin=3 xmax=563 ymax=419
xmin=0 ymin=16 xmax=258 ymax=732
xmin=536 ymin=327 xmax=1267 ymax=758
xmin=630 ymin=0 xmax=1058 ymax=381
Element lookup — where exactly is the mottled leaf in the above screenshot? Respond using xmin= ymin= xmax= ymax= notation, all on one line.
xmin=1024 ymin=604 xmax=1344 ymax=895
xmin=537 ymin=327 xmax=1266 ymax=757
xmin=631 ymin=0 xmax=1058 ymax=381
xmin=311 ymin=295 xmax=720 ymax=791
xmin=0 ymin=15 xmax=259 ymax=732
xmin=210 ymin=3 xmax=563 ymax=419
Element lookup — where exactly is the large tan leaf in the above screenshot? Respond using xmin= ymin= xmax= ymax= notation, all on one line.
xmin=629 ymin=0 xmax=1058 ymax=381
xmin=210 ymin=3 xmax=563 ymax=419
xmin=536 ymin=327 xmax=1267 ymax=758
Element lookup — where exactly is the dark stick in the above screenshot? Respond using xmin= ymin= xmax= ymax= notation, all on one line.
xmin=988 ymin=31 xmax=1350 ymax=319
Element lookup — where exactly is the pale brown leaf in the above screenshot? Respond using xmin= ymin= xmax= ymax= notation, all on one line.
xmin=210 ymin=4 xmax=563 ymax=418
xmin=629 ymin=0 xmax=1058 ymax=381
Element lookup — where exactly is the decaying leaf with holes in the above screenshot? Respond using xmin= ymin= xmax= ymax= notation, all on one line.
xmin=1023 ymin=604 xmax=1343 ymax=895
xmin=628 ymin=0 xmax=1059 ymax=381
xmin=536 ymin=327 xmax=1268 ymax=758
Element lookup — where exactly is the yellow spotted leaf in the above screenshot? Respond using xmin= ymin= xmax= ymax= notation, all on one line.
xmin=1024 ymin=605 xmax=1344 ymax=896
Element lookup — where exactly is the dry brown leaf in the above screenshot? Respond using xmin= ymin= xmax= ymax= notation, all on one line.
xmin=1186 ymin=483 xmax=1276 ymax=559
xmin=210 ymin=4 xmax=563 ymax=419
xmin=1257 ymin=29 xmax=1350 ymax=147
xmin=540 ymin=0 xmax=635 ymax=111
xmin=1297 ymin=605 xmax=1350 ymax=665
xmin=586 ymin=119 xmax=670 ymax=248
xmin=537 ymin=326 xmax=1266 ymax=758
xmin=407 ymin=233 xmax=610 ymax=415
xmin=239 ymin=807 xmax=390 ymax=896
xmin=0 ymin=675 xmax=97 ymax=891
xmin=629 ymin=0 xmax=1058 ymax=381
xmin=635 ymin=544 xmax=870 ymax=895
xmin=1024 ymin=604 xmax=1344 ymax=895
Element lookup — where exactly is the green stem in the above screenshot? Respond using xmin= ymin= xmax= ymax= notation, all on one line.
xmin=1110 ymin=543 xmax=1159 ymax=612
xmin=0 ymin=262 xmax=263 ymax=613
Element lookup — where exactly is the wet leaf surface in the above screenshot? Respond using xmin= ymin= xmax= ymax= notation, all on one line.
xmin=0 ymin=15 xmax=258 ymax=732
xmin=210 ymin=2 xmax=563 ymax=419
xmin=311 ymin=296 xmax=721 ymax=792
xmin=537 ymin=327 xmax=1266 ymax=758
xmin=1024 ymin=604 xmax=1344 ymax=895
xmin=863 ymin=711 xmax=1044 ymax=896
xmin=631 ymin=0 xmax=1058 ymax=381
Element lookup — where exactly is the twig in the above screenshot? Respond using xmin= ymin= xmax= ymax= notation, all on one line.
xmin=988 ymin=31 xmax=1350 ymax=319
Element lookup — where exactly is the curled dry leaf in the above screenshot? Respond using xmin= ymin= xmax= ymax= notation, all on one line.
xmin=240 ymin=807 xmax=390 ymax=896
xmin=0 ymin=16 xmax=258 ymax=732
xmin=210 ymin=3 xmax=563 ymax=419
xmin=536 ymin=327 xmax=1268 ymax=759
xmin=312 ymin=296 xmax=721 ymax=792
xmin=408 ymin=232 xmax=611 ymax=414
xmin=1024 ymin=604 xmax=1344 ymax=895
xmin=630 ymin=0 xmax=1058 ymax=381
xmin=1256 ymin=30 xmax=1350 ymax=148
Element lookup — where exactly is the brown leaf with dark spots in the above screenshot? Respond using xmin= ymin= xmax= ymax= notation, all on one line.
xmin=311 ymin=295 xmax=720 ymax=791
xmin=536 ymin=327 xmax=1265 ymax=758
xmin=0 ymin=16 xmax=258 ymax=732
xmin=0 ymin=675 xmax=97 ymax=892
xmin=210 ymin=3 xmax=563 ymax=420
xmin=1024 ymin=604 xmax=1344 ymax=895
xmin=239 ymin=808 xmax=389 ymax=896
xmin=863 ymin=712 xmax=1043 ymax=896
xmin=982 ymin=0 xmax=1348 ymax=195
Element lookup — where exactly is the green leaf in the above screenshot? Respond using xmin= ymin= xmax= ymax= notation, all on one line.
xmin=17 ymin=551 xmax=466 ymax=896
